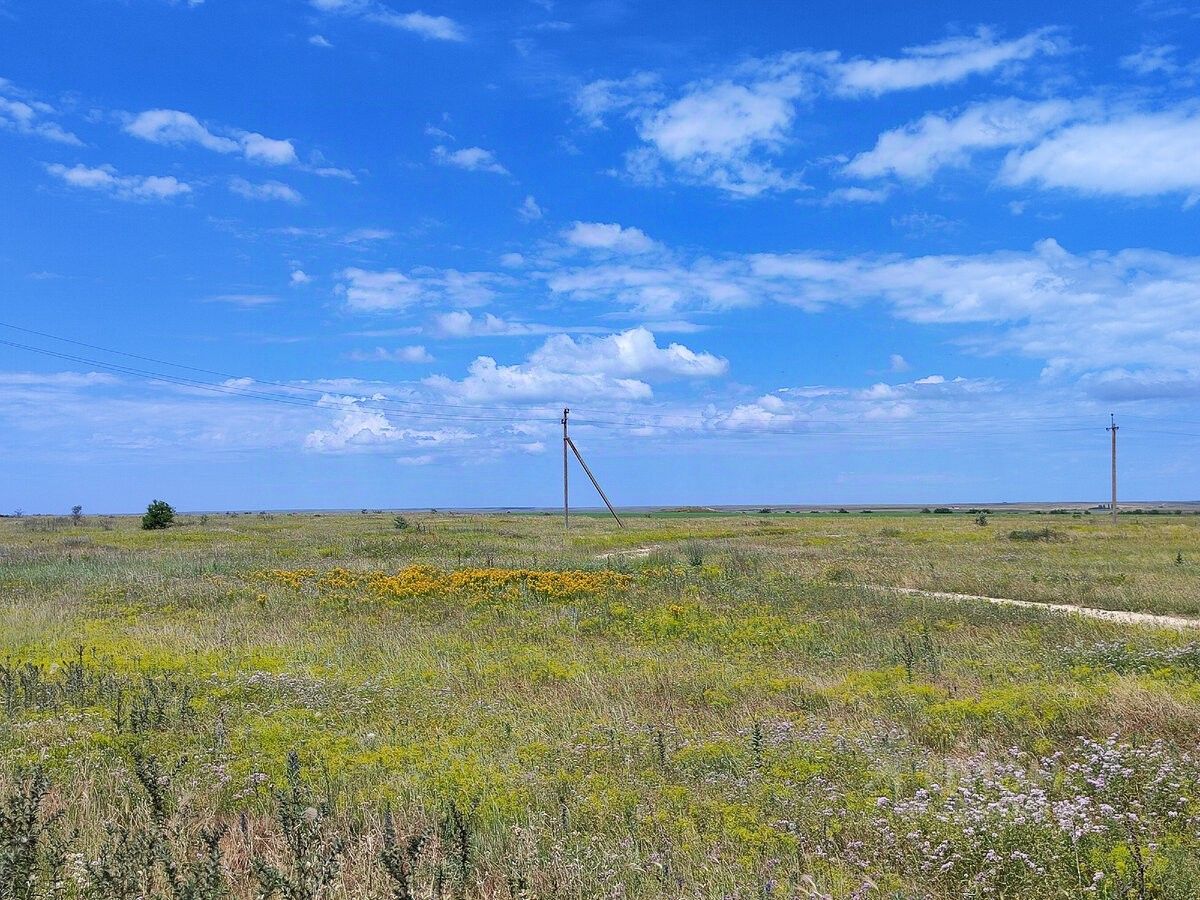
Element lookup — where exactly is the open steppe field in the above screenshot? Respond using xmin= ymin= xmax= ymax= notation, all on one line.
xmin=3 ymin=509 xmax=1200 ymax=899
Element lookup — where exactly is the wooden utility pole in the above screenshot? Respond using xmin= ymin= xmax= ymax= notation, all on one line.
xmin=1107 ymin=414 xmax=1119 ymax=522
xmin=560 ymin=407 xmax=624 ymax=529
xmin=562 ymin=407 xmax=570 ymax=530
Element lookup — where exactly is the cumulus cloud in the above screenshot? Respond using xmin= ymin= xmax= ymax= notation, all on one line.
xmin=577 ymin=28 xmax=1059 ymax=197
xmin=124 ymin=109 xmax=299 ymax=166
xmin=422 ymin=327 xmax=722 ymax=405
xmin=563 ymin=221 xmax=658 ymax=254
xmin=425 ymin=356 xmax=652 ymax=402
xmin=432 ymin=145 xmax=509 ymax=174
xmin=629 ymin=62 xmax=809 ymax=197
xmin=46 ymin=163 xmax=191 ymax=201
xmin=527 ymin=327 xmax=727 ymax=378
xmin=304 ymin=395 xmax=473 ymax=452
xmin=0 ymin=79 xmax=81 ymax=144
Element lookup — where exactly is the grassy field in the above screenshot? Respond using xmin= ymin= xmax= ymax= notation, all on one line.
xmin=2 ymin=509 xmax=1200 ymax=898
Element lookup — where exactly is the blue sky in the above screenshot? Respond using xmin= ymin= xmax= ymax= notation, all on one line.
xmin=2 ymin=0 xmax=1200 ymax=512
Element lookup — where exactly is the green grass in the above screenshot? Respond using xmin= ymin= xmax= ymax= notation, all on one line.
xmin=1 ymin=511 xmax=1199 ymax=898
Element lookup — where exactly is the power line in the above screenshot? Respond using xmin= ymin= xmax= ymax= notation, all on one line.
xmin=2 ymin=323 xmax=1197 ymax=442
xmin=0 ymin=338 xmax=555 ymax=427
xmin=0 ymin=320 xmax=1156 ymax=432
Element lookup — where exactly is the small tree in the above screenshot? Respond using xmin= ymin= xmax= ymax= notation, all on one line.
xmin=141 ymin=500 xmax=175 ymax=530
xmin=71 ymin=505 xmax=83 ymax=525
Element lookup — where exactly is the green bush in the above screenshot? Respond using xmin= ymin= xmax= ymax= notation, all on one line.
xmin=141 ymin=499 xmax=176 ymax=530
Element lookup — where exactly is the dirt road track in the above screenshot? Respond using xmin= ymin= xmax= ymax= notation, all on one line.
xmin=865 ymin=585 xmax=1200 ymax=630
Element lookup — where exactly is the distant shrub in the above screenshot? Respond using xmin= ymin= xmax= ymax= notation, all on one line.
xmin=921 ymin=507 xmax=932 ymax=514
xmin=141 ymin=500 xmax=176 ymax=530
xmin=1009 ymin=527 xmax=1064 ymax=543
xmin=974 ymin=513 xmax=989 ymax=527
xmin=860 ymin=509 xmax=873 ymax=514
xmin=837 ymin=508 xmax=849 ymax=514
xmin=71 ymin=504 xmax=83 ymax=525
xmin=684 ymin=541 xmax=704 ymax=566
xmin=933 ymin=507 xmax=953 ymax=514
xmin=393 ymin=515 xmax=410 ymax=530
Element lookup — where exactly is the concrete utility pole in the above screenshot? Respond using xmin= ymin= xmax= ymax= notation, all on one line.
xmin=560 ymin=407 xmax=624 ymax=530
xmin=562 ymin=407 xmax=570 ymax=530
xmin=1107 ymin=414 xmax=1119 ymax=522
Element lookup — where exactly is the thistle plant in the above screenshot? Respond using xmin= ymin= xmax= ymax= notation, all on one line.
xmin=252 ymin=751 xmax=346 ymax=900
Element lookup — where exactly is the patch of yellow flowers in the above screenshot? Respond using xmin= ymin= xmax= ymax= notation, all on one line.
xmin=250 ymin=565 xmax=631 ymax=603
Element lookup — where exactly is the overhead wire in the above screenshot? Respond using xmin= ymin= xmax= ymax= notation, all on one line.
xmin=1 ymin=322 xmax=1196 ymax=440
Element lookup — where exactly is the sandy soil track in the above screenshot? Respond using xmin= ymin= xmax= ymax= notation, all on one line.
xmin=864 ymin=584 xmax=1200 ymax=630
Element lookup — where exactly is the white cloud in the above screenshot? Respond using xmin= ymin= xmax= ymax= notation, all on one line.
xmin=309 ymin=34 xmax=334 ymax=48
xmin=518 ymin=195 xmax=543 ymax=221
xmin=845 ymin=98 xmax=1079 ymax=182
xmin=748 ymin=238 xmax=1200 ymax=374
xmin=563 ymin=221 xmax=658 ymax=254
xmin=304 ymin=396 xmax=474 ymax=452
xmin=125 ymin=108 xmax=237 ymax=152
xmin=371 ymin=10 xmax=465 ymax=40
xmin=337 ymin=267 xmax=501 ymax=312
xmin=422 ymin=327 xmax=722 ymax=407
xmin=519 ymin=441 xmax=546 ymax=454
xmin=831 ymin=27 xmax=1061 ymax=96
xmin=239 ymin=131 xmax=298 ymax=165
xmin=574 ymin=72 xmax=662 ymax=128
xmin=631 ymin=63 xmax=809 ymax=197
xmin=825 ymin=185 xmax=892 ymax=203
xmin=46 ymin=163 xmax=191 ymax=201
xmin=425 ymin=356 xmax=652 ymax=402
xmin=124 ymin=109 xmax=298 ymax=166
xmin=0 ymin=79 xmax=81 ymax=144
xmin=431 ymin=310 xmax=605 ymax=338
xmin=309 ymin=1 xmax=465 ymax=40
xmin=229 ymin=177 xmax=303 ymax=203
xmin=338 ymin=269 xmax=422 ymax=311
xmin=290 ymin=269 xmax=312 ymax=285
xmin=0 ymin=371 xmax=118 ymax=387
xmin=499 ymin=253 xmax=525 ymax=268
xmin=348 ymin=345 xmax=435 ymax=363
xmin=1119 ymin=44 xmax=1188 ymax=77
xmin=889 ymin=354 xmax=911 ymax=372
xmin=1000 ymin=110 xmax=1200 ymax=199
xmin=527 ymin=327 xmax=727 ymax=378
xmin=432 ymin=145 xmax=508 ymax=174
xmin=340 ymin=227 xmax=394 ymax=244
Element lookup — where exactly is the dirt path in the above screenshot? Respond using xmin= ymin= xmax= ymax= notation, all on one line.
xmin=865 ymin=584 xmax=1200 ymax=630
xmin=592 ymin=545 xmax=1200 ymax=629
xmin=596 ymin=546 xmax=658 ymax=560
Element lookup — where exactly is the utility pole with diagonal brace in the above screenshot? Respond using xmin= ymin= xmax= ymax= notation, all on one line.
xmin=561 ymin=407 xmax=624 ymax=530
xmin=1107 ymin=414 xmax=1119 ymax=523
